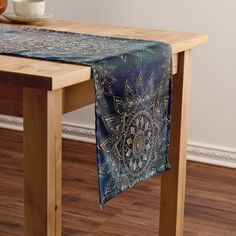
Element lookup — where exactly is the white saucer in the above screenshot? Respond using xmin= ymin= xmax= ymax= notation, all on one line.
xmin=3 ymin=13 xmax=53 ymax=24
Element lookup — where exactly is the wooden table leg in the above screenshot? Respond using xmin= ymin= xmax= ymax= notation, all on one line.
xmin=159 ymin=50 xmax=192 ymax=236
xmin=23 ymin=88 xmax=62 ymax=236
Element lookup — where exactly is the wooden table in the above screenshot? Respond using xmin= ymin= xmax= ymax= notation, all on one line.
xmin=0 ymin=18 xmax=208 ymax=236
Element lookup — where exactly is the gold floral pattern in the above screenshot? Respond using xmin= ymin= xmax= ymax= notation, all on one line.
xmin=0 ymin=25 xmax=172 ymax=206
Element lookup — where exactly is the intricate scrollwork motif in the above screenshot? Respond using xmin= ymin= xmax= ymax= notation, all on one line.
xmin=0 ymin=25 xmax=172 ymax=206
xmin=97 ymin=68 xmax=172 ymax=205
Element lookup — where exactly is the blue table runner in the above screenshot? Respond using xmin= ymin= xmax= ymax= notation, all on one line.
xmin=0 ymin=25 xmax=173 ymax=206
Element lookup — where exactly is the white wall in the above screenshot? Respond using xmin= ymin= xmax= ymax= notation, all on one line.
xmin=44 ymin=0 xmax=236 ymax=150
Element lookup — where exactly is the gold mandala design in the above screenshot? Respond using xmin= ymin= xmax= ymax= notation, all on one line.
xmin=0 ymin=24 xmax=172 ymax=206
xmin=99 ymin=70 xmax=169 ymax=197
xmin=123 ymin=111 xmax=154 ymax=175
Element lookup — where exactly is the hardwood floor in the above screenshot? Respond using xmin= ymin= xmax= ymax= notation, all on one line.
xmin=0 ymin=128 xmax=235 ymax=236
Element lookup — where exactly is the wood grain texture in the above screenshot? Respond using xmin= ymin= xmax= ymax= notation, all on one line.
xmin=23 ymin=88 xmax=62 ymax=236
xmin=0 ymin=85 xmax=23 ymax=116
xmin=0 ymin=54 xmax=176 ymax=117
xmin=159 ymin=50 xmax=192 ymax=236
xmin=0 ymin=55 xmax=176 ymax=91
xmin=0 ymin=79 xmax=95 ymax=117
xmin=0 ymin=19 xmax=207 ymax=90
xmin=0 ymin=18 xmax=208 ymax=54
xmin=62 ymin=79 xmax=95 ymax=114
xmin=0 ymin=128 xmax=236 ymax=236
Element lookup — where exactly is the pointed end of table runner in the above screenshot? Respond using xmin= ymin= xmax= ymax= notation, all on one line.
xmin=98 ymin=160 xmax=172 ymax=208
xmin=100 ymin=204 xmax=104 ymax=211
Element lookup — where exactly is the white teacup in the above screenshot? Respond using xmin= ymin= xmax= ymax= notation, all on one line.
xmin=13 ymin=0 xmax=45 ymax=18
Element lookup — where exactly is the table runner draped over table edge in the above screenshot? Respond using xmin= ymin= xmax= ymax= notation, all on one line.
xmin=0 ymin=25 xmax=173 ymax=207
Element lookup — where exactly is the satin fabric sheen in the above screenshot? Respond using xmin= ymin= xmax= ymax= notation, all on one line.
xmin=0 ymin=25 xmax=172 ymax=206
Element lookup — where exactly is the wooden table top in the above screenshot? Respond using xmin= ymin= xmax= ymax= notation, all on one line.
xmin=0 ymin=18 xmax=208 ymax=90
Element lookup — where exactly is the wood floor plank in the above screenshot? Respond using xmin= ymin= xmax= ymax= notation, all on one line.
xmin=0 ymin=128 xmax=235 ymax=236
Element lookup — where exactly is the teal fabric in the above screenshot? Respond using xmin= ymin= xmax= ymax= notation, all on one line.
xmin=0 ymin=25 xmax=172 ymax=206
